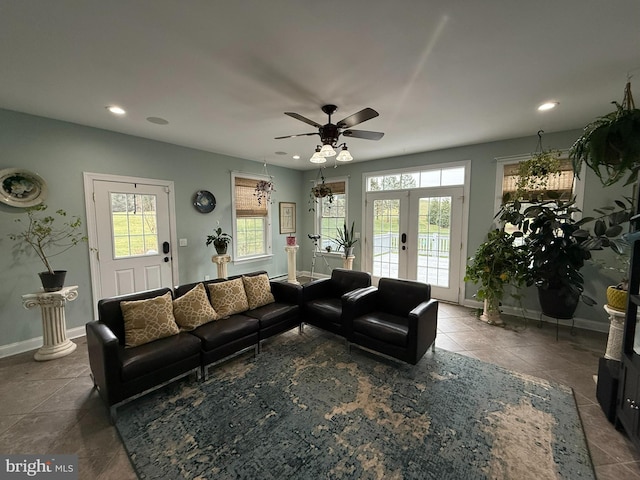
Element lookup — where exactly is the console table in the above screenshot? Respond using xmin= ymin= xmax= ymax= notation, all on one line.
xmin=22 ymin=286 xmax=78 ymax=361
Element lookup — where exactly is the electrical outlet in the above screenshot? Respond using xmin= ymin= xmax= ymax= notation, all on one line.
xmin=204 ymin=275 xmax=210 ymax=280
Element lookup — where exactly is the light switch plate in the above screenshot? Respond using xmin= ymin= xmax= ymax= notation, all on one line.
xmin=179 ymin=238 xmax=188 ymax=247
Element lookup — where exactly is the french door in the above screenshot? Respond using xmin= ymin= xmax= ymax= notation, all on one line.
xmin=84 ymin=173 xmax=178 ymax=315
xmin=364 ymin=187 xmax=463 ymax=302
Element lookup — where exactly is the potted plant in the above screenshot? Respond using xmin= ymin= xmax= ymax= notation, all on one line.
xmin=8 ymin=204 xmax=87 ymax=291
xmin=309 ymin=169 xmax=334 ymax=212
xmin=335 ymin=221 xmax=358 ymax=257
xmin=464 ymin=228 xmax=528 ymax=324
xmin=498 ymin=194 xmax=632 ymax=318
xmin=206 ymin=225 xmax=232 ymax=255
xmin=254 ymin=179 xmax=275 ymax=206
xmin=514 ymin=148 xmax=564 ymax=201
xmin=571 ymin=81 xmax=640 ymax=187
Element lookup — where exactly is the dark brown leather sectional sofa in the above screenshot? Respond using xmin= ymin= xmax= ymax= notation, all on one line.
xmin=87 ymin=269 xmax=438 ymax=419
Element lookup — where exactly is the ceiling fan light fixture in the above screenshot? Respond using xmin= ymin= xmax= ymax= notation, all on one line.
xmin=310 ymin=146 xmax=326 ymax=163
xmin=319 ymin=144 xmax=336 ymax=157
xmin=336 ymin=145 xmax=353 ymax=162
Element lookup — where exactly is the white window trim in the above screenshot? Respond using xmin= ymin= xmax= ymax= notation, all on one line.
xmin=231 ymin=171 xmax=273 ymax=263
xmin=493 ymin=151 xmax=586 ymax=216
xmin=314 ymin=175 xmax=349 ymax=256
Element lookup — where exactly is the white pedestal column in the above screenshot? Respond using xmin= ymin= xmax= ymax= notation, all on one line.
xmin=212 ymin=254 xmax=231 ymax=279
xmin=285 ymin=245 xmax=300 ymax=285
xmin=604 ymin=304 xmax=630 ymax=361
xmin=342 ymin=255 xmax=355 ymax=270
xmin=22 ymin=286 xmax=78 ymax=361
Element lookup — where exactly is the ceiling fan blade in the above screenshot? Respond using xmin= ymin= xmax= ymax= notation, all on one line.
xmin=342 ymin=129 xmax=384 ymax=140
xmin=284 ymin=112 xmax=322 ymax=128
xmin=336 ymin=108 xmax=379 ymax=128
xmin=274 ymin=132 xmax=318 ymax=140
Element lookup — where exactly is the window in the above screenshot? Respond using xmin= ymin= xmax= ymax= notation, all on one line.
xmin=110 ymin=193 xmax=158 ymax=258
xmin=366 ymin=166 xmax=465 ymax=192
xmin=232 ymin=173 xmax=271 ymax=261
xmin=316 ymin=179 xmax=347 ymax=253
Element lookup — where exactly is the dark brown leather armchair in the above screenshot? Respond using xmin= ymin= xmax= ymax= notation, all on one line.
xmin=345 ymin=277 xmax=438 ymax=364
xmin=302 ymin=268 xmax=372 ymax=336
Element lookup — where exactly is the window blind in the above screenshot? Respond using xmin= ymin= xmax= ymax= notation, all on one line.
xmin=235 ymin=177 xmax=268 ymax=217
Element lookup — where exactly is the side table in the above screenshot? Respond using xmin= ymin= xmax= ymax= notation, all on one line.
xmin=212 ymin=254 xmax=231 ymax=279
xmin=22 ymin=286 xmax=78 ymax=361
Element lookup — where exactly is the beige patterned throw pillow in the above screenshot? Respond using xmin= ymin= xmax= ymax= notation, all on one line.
xmin=121 ymin=291 xmax=180 ymax=348
xmin=243 ymin=274 xmax=275 ymax=310
xmin=173 ymin=283 xmax=218 ymax=331
xmin=207 ymin=278 xmax=249 ymax=317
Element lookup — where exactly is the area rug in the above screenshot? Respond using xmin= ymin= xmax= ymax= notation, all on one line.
xmin=115 ymin=329 xmax=594 ymax=479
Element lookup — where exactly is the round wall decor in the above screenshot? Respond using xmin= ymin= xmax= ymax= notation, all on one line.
xmin=0 ymin=168 xmax=48 ymax=207
xmin=193 ymin=190 xmax=216 ymax=213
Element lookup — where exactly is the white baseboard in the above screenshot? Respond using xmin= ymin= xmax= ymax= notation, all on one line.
xmin=461 ymin=299 xmax=609 ymax=333
xmin=0 ymin=326 xmax=86 ymax=359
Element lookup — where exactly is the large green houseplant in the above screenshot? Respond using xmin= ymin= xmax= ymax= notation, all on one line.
xmin=465 ymin=228 xmax=528 ymax=324
xmin=8 ymin=204 xmax=87 ymax=291
xmin=498 ymin=194 xmax=631 ymax=318
xmin=571 ymin=81 xmax=640 ymax=186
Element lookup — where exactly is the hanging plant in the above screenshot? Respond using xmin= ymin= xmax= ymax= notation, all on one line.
xmin=513 ymin=131 xmax=563 ymax=201
xmin=571 ymin=81 xmax=640 ymax=186
xmin=254 ymin=162 xmax=276 ymax=205
xmin=254 ymin=179 xmax=275 ymax=205
xmin=308 ymin=168 xmax=334 ymax=211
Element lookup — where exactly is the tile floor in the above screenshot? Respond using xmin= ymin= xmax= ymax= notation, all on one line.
xmin=1 ymin=302 xmax=639 ymax=479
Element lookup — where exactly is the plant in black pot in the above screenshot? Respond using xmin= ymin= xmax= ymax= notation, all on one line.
xmin=206 ymin=226 xmax=232 ymax=255
xmin=499 ymin=193 xmax=632 ymax=319
xmin=8 ymin=204 xmax=87 ymax=291
xmin=464 ymin=228 xmax=529 ymax=325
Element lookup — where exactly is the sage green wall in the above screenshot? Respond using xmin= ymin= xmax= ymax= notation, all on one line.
xmin=0 ymin=109 xmax=304 ymax=349
xmin=299 ymin=130 xmax=631 ymax=328
xmin=0 ymin=107 xmax=629 ymax=352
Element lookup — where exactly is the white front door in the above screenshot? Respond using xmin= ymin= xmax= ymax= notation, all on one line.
xmin=365 ymin=187 xmax=463 ymax=302
xmin=85 ymin=174 xmax=178 ymax=309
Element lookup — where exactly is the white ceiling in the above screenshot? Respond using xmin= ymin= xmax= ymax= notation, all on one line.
xmin=1 ymin=1 xmax=639 ymax=170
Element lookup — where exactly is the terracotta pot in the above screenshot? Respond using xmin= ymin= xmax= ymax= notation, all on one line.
xmin=607 ymin=286 xmax=628 ymax=312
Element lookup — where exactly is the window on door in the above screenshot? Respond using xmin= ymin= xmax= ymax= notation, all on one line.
xmin=316 ymin=179 xmax=347 ymax=253
xmin=232 ymin=174 xmax=272 ymax=260
xmin=110 ymin=193 xmax=159 ymax=258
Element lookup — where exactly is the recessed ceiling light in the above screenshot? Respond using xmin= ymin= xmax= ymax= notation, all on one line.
xmin=106 ymin=105 xmax=126 ymax=115
xmin=292 ymin=155 xmax=300 ymax=160
xmin=538 ymin=102 xmax=559 ymax=111
xmin=146 ymin=116 xmax=169 ymax=125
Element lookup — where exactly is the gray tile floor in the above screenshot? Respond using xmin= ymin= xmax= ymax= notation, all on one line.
xmin=1 ymin=303 xmax=639 ymax=479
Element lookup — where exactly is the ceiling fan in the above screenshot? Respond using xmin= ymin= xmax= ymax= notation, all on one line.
xmin=275 ymin=104 xmax=384 ymax=162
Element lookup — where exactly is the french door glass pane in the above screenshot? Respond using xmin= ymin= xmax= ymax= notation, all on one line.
xmin=111 ymin=193 xmax=158 ymax=258
xmin=372 ymin=199 xmax=400 ymax=278
xmin=416 ymin=196 xmax=451 ymax=287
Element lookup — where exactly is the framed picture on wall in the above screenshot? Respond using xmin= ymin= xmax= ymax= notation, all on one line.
xmin=279 ymin=202 xmax=296 ymax=234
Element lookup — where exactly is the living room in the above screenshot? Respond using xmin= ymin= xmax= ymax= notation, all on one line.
xmin=1 ymin=1 xmax=639 ymax=478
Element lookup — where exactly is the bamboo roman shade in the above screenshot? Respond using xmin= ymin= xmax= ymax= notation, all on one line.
xmin=235 ymin=177 xmax=268 ymax=217
xmin=502 ymin=158 xmax=574 ymax=201
xmin=323 ymin=181 xmax=346 ymax=195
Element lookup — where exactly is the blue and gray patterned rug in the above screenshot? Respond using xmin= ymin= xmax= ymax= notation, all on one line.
xmin=115 ymin=328 xmax=594 ymax=479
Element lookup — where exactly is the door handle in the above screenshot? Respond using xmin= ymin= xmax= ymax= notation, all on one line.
xmin=401 ymin=233 xmax=407 ymax=243
xmin=163 ymin=241 xmax=170 ymax=254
